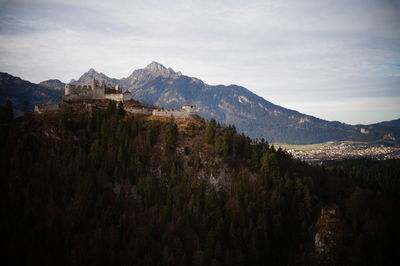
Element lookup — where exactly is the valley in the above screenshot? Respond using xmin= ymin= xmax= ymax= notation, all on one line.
xmin=276 ymin=141 xmax=400 ymax=162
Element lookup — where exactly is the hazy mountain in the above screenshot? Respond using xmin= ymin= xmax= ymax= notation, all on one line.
xmin=0 ymin=72 xmax=63 ymax=115
xmin=39 ymin=79 xmax=65 ymax=90
xmin=71 ymin=68 xmax=119 ymax=87
xmin=375 ymin=119 xmax=400 ymax=128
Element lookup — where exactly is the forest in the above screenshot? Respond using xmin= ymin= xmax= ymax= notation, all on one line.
xmin=1 ymin=100 xmax=399 ymax=265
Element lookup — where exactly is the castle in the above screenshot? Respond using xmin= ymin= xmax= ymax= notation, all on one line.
xmin=35 ymin=79 xmax=197 ymax=119
xmin=63 ymin=79 xmax=131 ymax=102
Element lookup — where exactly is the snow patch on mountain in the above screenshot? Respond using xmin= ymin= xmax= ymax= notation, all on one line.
xmin=238 ymin=95 xmax=250 ymax=104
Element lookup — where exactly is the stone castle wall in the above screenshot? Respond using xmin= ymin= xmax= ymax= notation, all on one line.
xmin=63 ymin=79 xmax=129 ymax=102
xmin=34 ymin=103 xmax=60 ymax=114
xmin=105 ymin=93 xmax=131 ymax=102
xmin=152 ymin=109 xmax=196 ymax=118
xmin=125 ymin=107 xmax=153 ymax=115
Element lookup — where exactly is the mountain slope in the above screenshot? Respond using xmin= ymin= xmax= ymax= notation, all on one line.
xmin=375 ymin=118 xmax=400 ymax=128
xmin=0 ymin=72 xmax=64 ymax=115
xmin=117 ymin=62 xmax=400 ymax=144
xmin=2 ymin=63 xmax=399 ymax=144
xmin=39 ymin=79 xmax=65 ymax=90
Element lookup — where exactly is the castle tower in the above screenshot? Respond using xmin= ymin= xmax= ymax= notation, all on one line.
xmin=65 ymin=84 xmax=73 ymax=96
xmin=91 ymin=79 xmax=105 ymax=99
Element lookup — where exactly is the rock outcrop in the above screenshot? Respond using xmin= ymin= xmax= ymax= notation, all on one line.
xmin=314 ymin=205 xmax=348 ymax=265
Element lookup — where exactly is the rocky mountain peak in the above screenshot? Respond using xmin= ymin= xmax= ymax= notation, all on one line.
xmin=71 ymin=68 xmax=118 ymax=86
xmin=145 ymin=61 xmax=167 ymax=72
xmin=143 ymin=61 xmax=176 ymax=77
xmin=121 ymin=62 xmax=180 ymax=89
xmin=87 ymin=68 xmax=98 ymax=75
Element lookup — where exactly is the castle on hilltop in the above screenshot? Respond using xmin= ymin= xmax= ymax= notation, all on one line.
xmin=63 ymin=79 xmax=131 ymax=102
xmin=35 ymin=79 xmax=198 ymax=119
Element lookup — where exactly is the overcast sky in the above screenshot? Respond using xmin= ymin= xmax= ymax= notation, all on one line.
xmin=1 ymin=0 xmax=399 ymax=124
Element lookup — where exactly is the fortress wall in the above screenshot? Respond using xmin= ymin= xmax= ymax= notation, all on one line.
xmin=35 ymin=103 xmax=60 ymax=114
xmin=65 ymin=85 xmax=92 ymax=96
xmin=64 ymin=79 xmax=131 ymax=102
xmin=105 ymin=94 xmax=123 ymax=102
xmin=152 ymin=110 xmax=196 ymax=118
xmin=125 ymin=107 xmax=152 ymax=115
xmin=92 ymin=86 xmax=105 ymax=99
xmin=123 ymin=93 xmax=131 ymax=102
xmin=105 ymin=93 xmax=132 ymax=102
xmin=63 ymin=92 xmax=93 ymax=101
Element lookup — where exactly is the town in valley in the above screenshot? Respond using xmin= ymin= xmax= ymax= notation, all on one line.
xmin=277 ymin=141 xmax=400 ymax=163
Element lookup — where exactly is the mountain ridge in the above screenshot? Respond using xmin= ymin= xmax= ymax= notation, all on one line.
xmin=110 ymin=62 xmax=399 ymax=144
xmin=70 ymin=68 xmax=120 ymax=86
xmin=0 ymin=72 xmax=64 ymax=115
xmin=374 ymin=118 xmax=400 ymax=128
xmin=1 ymin=63 xmax=399 ymax=144
xmin=39 ymin=79 xmax=65 ymax=90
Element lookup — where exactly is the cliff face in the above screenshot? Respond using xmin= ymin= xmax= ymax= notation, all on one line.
xmin=314 ymin=205 xmax=349 ymax=265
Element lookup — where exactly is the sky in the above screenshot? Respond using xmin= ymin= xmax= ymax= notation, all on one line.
xmin=0 ymin=0 xmax=399 ymax=124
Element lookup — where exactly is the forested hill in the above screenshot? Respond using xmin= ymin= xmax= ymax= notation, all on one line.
xmin=1 ymin=101 xmax=399 ymax=265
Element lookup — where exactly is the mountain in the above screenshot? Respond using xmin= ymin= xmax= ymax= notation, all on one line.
xmin=375 ymin=118 xmax=400 ymax=128
xmin=2 ymin=63 xmax=399 ymax=144
xmin=71 ymin=68 xmax=120 ymax=87
xmin=39 ymin=79 xmax=65 ymax=90
xmin=120 ymin=61 xmax=182 ymax=90
xmin=0 ymin=72 xmax=64 ymax=115
xmin=117 ymin=62 xmax=400 ymax=144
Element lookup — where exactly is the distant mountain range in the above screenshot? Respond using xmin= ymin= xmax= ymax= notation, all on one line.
xmin=1 ymin=62 xmax=399 ymax=144
xmin=375 ymin=119 xmax=400 ymax=128
xmin=70 ymin=68 xmax=120 ymax=87
xmin=0 ymin=73 xmax=64 ymax=116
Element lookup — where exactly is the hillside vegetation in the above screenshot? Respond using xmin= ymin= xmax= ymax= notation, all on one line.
xmin=1 ymin=101 xmax=399 ymax=265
